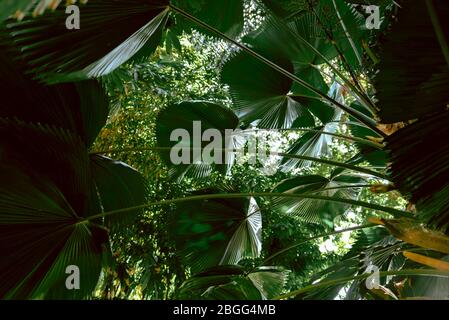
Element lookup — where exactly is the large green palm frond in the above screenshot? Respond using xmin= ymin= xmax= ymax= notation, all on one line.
xmin=0 ymin=166 xmax=106 ymax=299
xmin=0 ymin=142 xmax=107 ymax=299
xmin=0 ymin=117 xmax=145 ymax=300
xmin=272 ymin=169 xmax=365 ymax=227
xmin=0 ymin=45 xmax=146 ymax=226
xmin=90 ymin=155 xmax=146 ymax=232
xmin=299 ymin=227 xmax=403 ymax=300
xmin=176 ymin=265 xmax=289 ymax=300
xmin=281 ymin=124 xmax=337 ymax=170
xmin=0 ymin=119 xmax=97 ymax=216
xmin=374 ymin=1 xmax=449 ymax=122
xmin=0 ymin=46 xmax=109 ymax=147
xmin=0 ymin=46 xmax=146 ymax=298
xmin=280 ymin=81 xmax=344 ymax=170
xmin=263 ymin=0 xmax=368 ymax=68
xmin=279 ymin=78 xmax=384 ymax=173
xmin=4 ymin=0 xmax=170 ymax=83
xmin=156 ymin=101 xmax=241 ymax=180
xmin=221 ymin=13 xmax=338 ymax=129
xmin=169 ymin=188 xmax=262 ymax=274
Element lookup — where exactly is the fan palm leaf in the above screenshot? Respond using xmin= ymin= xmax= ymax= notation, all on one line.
xmin=169 ymin=188 xmax=262 ymax=273
xmin=5 ymin=0 xmax=170 ymax=83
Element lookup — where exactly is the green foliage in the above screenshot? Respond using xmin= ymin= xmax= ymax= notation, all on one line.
xmin=1 ymin=0 xmax=449 ymax=301
xmin=0 ymin=0 xmax=35 ymax=21
xmin=299 ymin=227 xmax=402 ymax=300
xmin=169 ymin=189 xmax=262 ymax=273
xmin=272 ymin=170 xmax=365 ymax=227
xmin=374 ymin=0 xmax=449 ymax=122
xmin=5 ymin=0 xmax=170 ymax=83
xmin=176 ymin=265 xmax=289 ymax=300
xmin=90 ymin=155 xmax=146 ymax=232
xmin=156 ymin=101 xmax=239 ymax=180
xmin=172 ymin=0 xmax=244 ymax=38
xmin=0 ymin=28 xmax=146 ymax=298
xmin=221 ymin=13 xmax=338 ymax=129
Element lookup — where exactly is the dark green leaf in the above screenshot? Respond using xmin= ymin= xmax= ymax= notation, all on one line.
xmin=90 ymin=155 xmax=146 ymax=231
xmin=0 ymin=47 xmax=109 ymax=147
xmin=221 ymin=14 xmax=342 ymax=129
xmin=155 ymin=101 xmax=240 ymax=180
xmin=0 ymin=119 xmax=96 ymax=216
xmin=261 ymin=0 xmax=307 ymax=19
xmin=0 ymin=164 xmax=107 ymax=299
xmin=5 ymin=0 xmax=170 ymax=83
xmin=374 ymin=1 xmax=449 ymax=122
xmin=177 ymin=265 xmax=289 ymax=300
xmin=169 ymin=190 xmax=262 ymax=273
xmin=172 ymin=0 xmax=244 ymax=38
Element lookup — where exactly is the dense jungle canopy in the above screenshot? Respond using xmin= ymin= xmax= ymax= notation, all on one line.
xmin=1 ymin=0 xmax=449 ymax=300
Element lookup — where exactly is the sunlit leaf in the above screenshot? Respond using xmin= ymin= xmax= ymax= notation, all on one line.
xmin=374 ymin=218 xmax=449 ymax=254
xmin=272 ymin=170 xmax=365 ymax=227
xmin=177 ymin=265 xmax=289 ymax=300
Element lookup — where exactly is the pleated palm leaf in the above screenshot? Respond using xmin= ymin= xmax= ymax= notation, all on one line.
xmin=0 ymin=120 xmax=107 ymax=299
xmin=170 ymin=0 xmax=244 ymax=38
xmin=373 ymin=1 xmax=449 ymax=232
xmin=169 ymin=187 xmax=262 ymax=274
xmin=2 ymin=0 xmax=249 ymax=84
xmin=374 ymin=0 xmax=449 ymax=122
xmin=176 ymin=265 xmax=290 ymax=300
xmin=272 ymin=169 xmax=366 ymax=228
xmin=263 ymin=0 xmax=368 ymax=68
xmin=281 ymin=81 xmax=344 ymax=170
xmin=221 ymin=13 xmax=341 ymax=129
xmin=298 ymin=227 xmax=404 ymax=300
xmin=155 ymin=101 xmax=242 ymax=181
xmin=0 ymin=49 xmax=146 ymax=298
xmin=3 ymin=0 xmax=170 ymax=83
